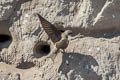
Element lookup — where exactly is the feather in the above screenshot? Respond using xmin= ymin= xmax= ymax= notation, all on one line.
xmin=36 ymin=13 xmax=61 ymax=43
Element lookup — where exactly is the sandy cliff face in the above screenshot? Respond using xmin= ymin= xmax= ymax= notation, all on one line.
xmin=0 ymin=0 xmax=120 ymax=80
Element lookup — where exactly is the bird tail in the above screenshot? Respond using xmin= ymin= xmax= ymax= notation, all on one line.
xmin=47 ymin=47 xmax=59 ymax=61
xmin=47 ymin=53 xmax=57 ymax=61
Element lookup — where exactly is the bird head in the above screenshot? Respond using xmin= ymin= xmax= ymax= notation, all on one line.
xmin=64 ymin=30 xmax=72 ymax=36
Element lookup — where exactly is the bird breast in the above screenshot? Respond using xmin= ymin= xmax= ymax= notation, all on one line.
xmin=55 ymin=39 xmax=69 ymax=49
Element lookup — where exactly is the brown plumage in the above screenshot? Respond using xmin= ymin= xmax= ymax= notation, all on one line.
xmin=36 ymin=13 xmax=61 ymax=43
xmin=36 ymin=13 xmax=72 ymax=61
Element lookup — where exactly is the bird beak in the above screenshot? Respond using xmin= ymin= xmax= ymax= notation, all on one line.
xmin=68 ymin=32 xmax=73 ymax=36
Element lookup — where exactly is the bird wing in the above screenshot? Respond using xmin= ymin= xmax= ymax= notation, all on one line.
xmin=36 ymin=13 xmax=61 ymax=43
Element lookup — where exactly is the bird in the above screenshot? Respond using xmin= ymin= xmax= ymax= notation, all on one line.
xmin=35 ymin=13 xmax=72 ymax=61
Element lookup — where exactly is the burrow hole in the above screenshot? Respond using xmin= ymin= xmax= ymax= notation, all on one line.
xmin=16 ymin=42 xmax=51 ymax=69
xmin=33 ymin=42 xmax=51 ymax=58
xmin=0 ymin=34 xmax=12 ymax=51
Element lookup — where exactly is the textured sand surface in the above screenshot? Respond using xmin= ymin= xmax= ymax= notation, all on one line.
xmin=0 ymin=0 xmax=120 ymax=80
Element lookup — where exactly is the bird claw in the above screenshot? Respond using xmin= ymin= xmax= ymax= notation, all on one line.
xmin=70 ymin=33 xmax=84 ymax=40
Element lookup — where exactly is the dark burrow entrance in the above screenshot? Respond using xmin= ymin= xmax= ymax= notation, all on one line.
xmin=0 ymin=35 xmax=11 ymax=42
xmin=0 ymin=34 xmax=12 ymax=51
xmin=17 ymin=42 xmax=51 ymax=69
xmin=33 ymin=42 xmax=51 ymax=58
xmin=39 ymin=45 xmax=50 ymax=54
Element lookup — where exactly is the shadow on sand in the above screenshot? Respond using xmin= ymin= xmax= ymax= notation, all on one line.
xmin=58 ymin=52 xmax=102 ymax=80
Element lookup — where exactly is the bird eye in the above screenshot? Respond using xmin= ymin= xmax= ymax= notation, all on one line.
xmin=69 ymin=32 xmax=72 ymax=35
xmin=59 ymin=30 xmax=65 ymax=33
